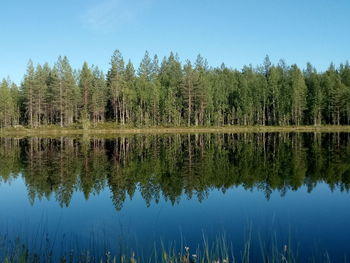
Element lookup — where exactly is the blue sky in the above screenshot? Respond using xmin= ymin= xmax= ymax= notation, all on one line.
xmin=1 ymin=0 xmax=349 ymax=84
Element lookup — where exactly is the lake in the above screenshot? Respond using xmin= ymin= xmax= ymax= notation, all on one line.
xmin=0 ymin=133 xmax=349 ymax=262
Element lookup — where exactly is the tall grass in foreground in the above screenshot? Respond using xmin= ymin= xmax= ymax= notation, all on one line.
xmin=0 ymin=231 xmax=345 ymax=263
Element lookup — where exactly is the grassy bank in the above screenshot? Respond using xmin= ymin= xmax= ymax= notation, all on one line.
xmin=1 ymin=124 xmax=350 ymax=137
xmin=0 ymin=233 xmax=338 ymax=263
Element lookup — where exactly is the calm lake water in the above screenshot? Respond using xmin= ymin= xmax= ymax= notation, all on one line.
xmin=0 ymin=133 xmax=350 ymax=261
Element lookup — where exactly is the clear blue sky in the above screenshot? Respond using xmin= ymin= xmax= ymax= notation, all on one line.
xmin=1 ymin=0 xmax=349 ymax=84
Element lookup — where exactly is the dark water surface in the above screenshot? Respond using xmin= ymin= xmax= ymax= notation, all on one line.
xmin=0 ymin=133 xmax=350 ymax=261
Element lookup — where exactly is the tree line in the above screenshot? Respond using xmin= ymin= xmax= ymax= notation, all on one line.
xmin=1 ymin=133 xmax=350 ymax=209
xmin=1 ymin=51 xmax=350 ymax=128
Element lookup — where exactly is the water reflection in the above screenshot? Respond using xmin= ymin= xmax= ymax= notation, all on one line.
xmin=1 ymin=133 xmax=350 ymax=210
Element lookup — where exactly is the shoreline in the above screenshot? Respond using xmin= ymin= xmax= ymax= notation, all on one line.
xmin=1 ymin=125 xmax=350 ymax=137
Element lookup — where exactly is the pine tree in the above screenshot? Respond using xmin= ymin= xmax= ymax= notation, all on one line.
xmin=321 ymin=64 xmax=343 ymax=125
xmin=339 ymin=62 xmax=350 ymax=124
xmin=289 ymin=65 xmax=307 ymax=125
xmin=10 ymin=82 xmax=20 ymax=126
xmin=22 ymin=60 xmax=36 ymax=127
xmin=267 ymin=66 xmax=281 ymax=125
xmin=79 ymin=62 xmax=93 ymax=125
xmin=107 ymin=50 xmax=125 ymax=123
xmin=305 ymin=63 xmax=322 ymax=125
xmin=159 ymin=53 xmax=182 ymax=125
xmin=262 ymin=55 xmax=272 ymax=125
xmin=123 ymin=60 xmax=137 ymax=124
xmin=55 ymin=56 xmax=79 ymax=127
xmin=33 ymin=64 xmax=49 ymax=127
xmin=40 ymin=63 xmax=51 ymax=125
xmin=137 ymin=51 xmax=152 ymax=125
xmin=46 ymin=66 xmax=60 ymax=124
xmin=182 ymin=60 xmax=196 ymax=126
xmin=194 ymin=54 xmax=212 ymax=125
xmin=0 ymin=79 xmax=14 ymax=127
xmin=91 ymin=66 xmax=108 ymax=124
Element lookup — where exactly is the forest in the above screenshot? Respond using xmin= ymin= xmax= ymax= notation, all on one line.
xmin=1 ymin=50 xmax=350 ymax=128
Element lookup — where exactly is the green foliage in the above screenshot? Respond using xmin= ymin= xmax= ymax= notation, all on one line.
xmin=0 ymin=79 xmax=19 ymax=128
xmin=1 ymin=52 xmax=350 ymax=128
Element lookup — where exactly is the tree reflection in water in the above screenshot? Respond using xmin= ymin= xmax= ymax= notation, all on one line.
xmin=0 ymin=132 xmax=349 ymax=210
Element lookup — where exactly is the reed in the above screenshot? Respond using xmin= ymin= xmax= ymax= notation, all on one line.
xmin=0 ymin=231 xmax=344 ymax=263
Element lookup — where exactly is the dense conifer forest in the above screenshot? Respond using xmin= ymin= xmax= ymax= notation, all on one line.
xmin=1 ymin=50 xmax=350 ymax=128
